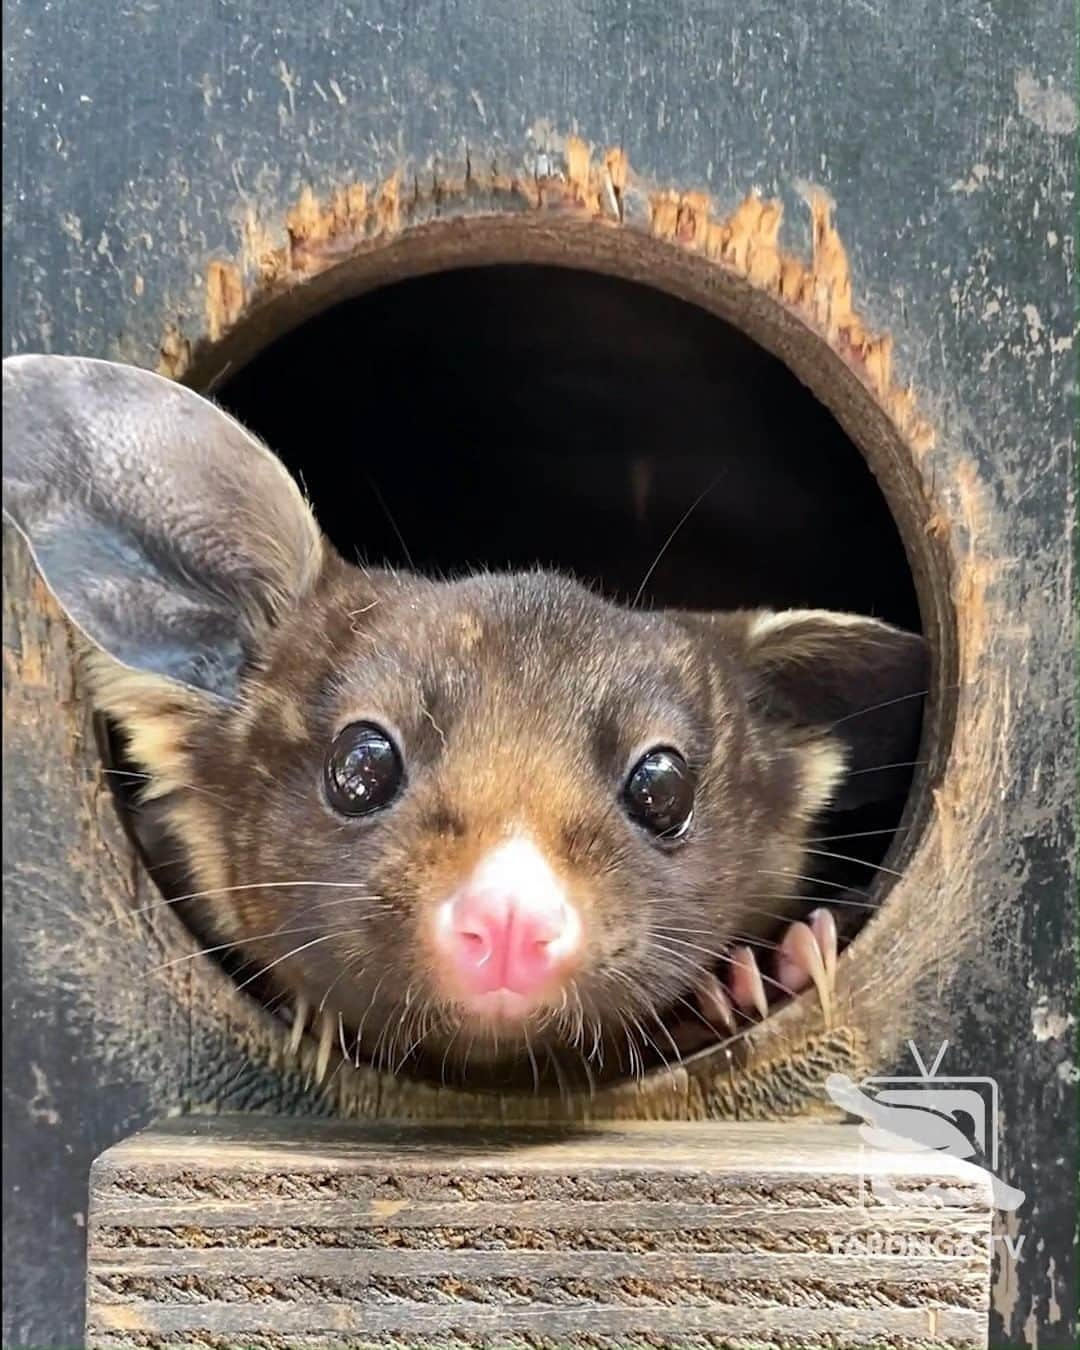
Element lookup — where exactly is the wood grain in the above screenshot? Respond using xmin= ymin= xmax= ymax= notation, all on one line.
xmin=87 ymin=1115 xmax=994 ymax=1349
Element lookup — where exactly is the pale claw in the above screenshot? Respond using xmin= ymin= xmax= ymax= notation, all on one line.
xmin=730 ymin=945 xmax=769 ymax=1020
xmin=286 ymin=996 xmax=309 ymax=1056
xmin=807 ymin=907 xmax=838 ymax=988
xmin=695 ymin=972 xmax=737 ymax=1034
xmin=314 ymin=1013 xmax=334 ymax=1084
xmin=775 ymin=909 xmax=837 ymax=1024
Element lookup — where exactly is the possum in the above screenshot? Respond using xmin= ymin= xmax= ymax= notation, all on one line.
xmin=1 ymin=354 xmax=928 ymax=1092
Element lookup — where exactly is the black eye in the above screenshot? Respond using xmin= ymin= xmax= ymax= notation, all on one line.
xmin=622 ymin=747 xmax=695 ymax=841
xmin=324 ymin=722 xmax=404 ymax=817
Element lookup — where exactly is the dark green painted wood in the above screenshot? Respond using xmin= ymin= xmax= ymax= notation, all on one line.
xmin=3 ymin=3 xmax=1075 ymax=1347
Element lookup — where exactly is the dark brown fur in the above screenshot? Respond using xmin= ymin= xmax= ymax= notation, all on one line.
xmin=2 ymin=354 xmax=926 ymax=1090
xmin=104 ymin=560 xmax=830 ymax=1082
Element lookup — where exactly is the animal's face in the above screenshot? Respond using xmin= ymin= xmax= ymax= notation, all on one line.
xmin=3 ymin=355 xmax=927 ymax=1087
xmin=197 ymin=567 xmax=806 ymax=1074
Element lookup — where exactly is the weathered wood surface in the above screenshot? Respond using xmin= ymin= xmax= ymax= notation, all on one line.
xmin=86 ymin=1116 xmax=993 ymax=1349
xmin=4 ymin=1 xmax=1076 ymax=1346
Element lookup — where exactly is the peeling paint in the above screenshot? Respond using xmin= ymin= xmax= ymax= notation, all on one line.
xmin=1015 ymin=70 xmax=1079 ymax=135
xmin=157 ymin=324 xmax=191 ymax=381
xmin=1031 ymin=999 xmax=1074 ymax=1042
xmin=1047 ymin=1257 xmax=1062 ymax=1324
xmin=204 ymin=260 xmax=244 ymax=343
xmin=28 ymin=1061 xmax=61 ymax=1126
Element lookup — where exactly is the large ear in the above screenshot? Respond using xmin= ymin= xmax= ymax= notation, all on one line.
xmin=2 ymin=354 xmax=324 ymax=702
xmin=675 ymin=608 xmax=929 ymax=813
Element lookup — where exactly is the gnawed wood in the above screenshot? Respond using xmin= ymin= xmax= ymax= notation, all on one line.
xmin=87 ymin=1115 xmax=993 ymax=1348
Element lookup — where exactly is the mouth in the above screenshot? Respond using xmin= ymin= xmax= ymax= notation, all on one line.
xmin=455 ymin=988 xmax=538 ymax=1022
xmin=441 ymin=904 xmax=840 ymax=1050
xmin=440 ymin=905 xmax=842 ymax=1059
xmin=272 ymin=900 xmax=845 ymax=1093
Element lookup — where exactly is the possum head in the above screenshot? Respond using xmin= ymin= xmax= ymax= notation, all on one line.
xmin=2 ymin=355 xmax=928 ymax=1088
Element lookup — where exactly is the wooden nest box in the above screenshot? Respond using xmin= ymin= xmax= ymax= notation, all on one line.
xmin=2 ymin=3 xmax=1074 ymax=1347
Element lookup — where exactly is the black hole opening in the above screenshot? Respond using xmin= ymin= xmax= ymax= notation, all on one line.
xmin=123 ymin=262 xmax=927 ymax=1090
xmin=219 ymin=264 xmax=921 ymax=628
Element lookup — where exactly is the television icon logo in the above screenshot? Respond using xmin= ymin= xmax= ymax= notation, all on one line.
xmin=825 ymin=1041 xmax=1026 ymax=1212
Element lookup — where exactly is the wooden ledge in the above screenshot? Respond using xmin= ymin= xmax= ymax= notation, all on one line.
xmin=87 ymin=1115 xmax=993 ymax=1349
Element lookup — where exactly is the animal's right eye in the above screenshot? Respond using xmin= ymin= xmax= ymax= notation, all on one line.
xmin=622 ymin=746 xmax=695 ymax=842
xmin=324 ymin=722 xmax=405 ymax=817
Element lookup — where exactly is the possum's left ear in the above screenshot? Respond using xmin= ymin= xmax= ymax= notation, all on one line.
xmin=2 ymin=354 xmax=325 ymax=704
xmin=672 ymin=608 xmax=929 ymax=812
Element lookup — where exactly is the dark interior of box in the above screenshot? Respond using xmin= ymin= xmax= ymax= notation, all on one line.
xmin=217 ymin=265 xmax=921 ymax=628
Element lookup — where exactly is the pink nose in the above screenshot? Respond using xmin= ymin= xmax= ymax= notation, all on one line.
xmin=434 ymin=839 xmax=581 ymax=1002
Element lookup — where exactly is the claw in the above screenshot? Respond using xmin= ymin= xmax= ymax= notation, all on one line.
xmin=287 ymin=996 xmax=309 ymax=1056
xmin=314 ymin=1013 xmax=334 ymax=1084
xmin=696 ymin=972 xmax=737 ymax=1034
xmin=776 ymin=909 xmax=837 ymax=1024
xmin=730 ymin=945 xmax=769 ymax=1020
xmin=808 ymin=907 xmax=838 ymax=988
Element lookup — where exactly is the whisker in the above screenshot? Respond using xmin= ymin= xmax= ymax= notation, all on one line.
xmin=522 ymin=1026 xmax=541 ymax=1095
xmin=656 ymin=934 xmax=795 ymax=998
xmin=545 ymin=1047 xmax=572 ymax=1106
xmin=568 ymin=981 xmax=587 ymax=1052
xmin=311 ymin=894 xmax=394 ymax=913
xmin=827 ymin=688 xmax=930 ymax=730
xmin=646 ymin=1001 xmax=686 ymax=1066
xmin=631 ymin=470 xmax=725 ymax=608
xmin=625 ymin=1010 xmax=673 ymax=1078
xmin=436 ymin=1022 xmax=460 ymax=1085
xmin=317 ymin=962 xmax=355 ymax=1015
xmin=99 ymin=767 xmax=232 ymax=808
xmin=263 ymin=987 xmax=294 ymax=1019
xmin=729 ymin=932 xmax=783 ymax=950
xmin=110 ymin=880 xmax=389 ymax=925
xmin=847 ymin=760 xmax=928 ymax=776
xmin=370 ymin=991 xmax=404 ymax=1075
xmin=324 ymin=1021 xmax=362 ymax=1092
xmin=234 ymin=932 xmax=361 ymax=992
xmin=801 ymin=848 xmax=904 ymax=878
xmin=459 ymin=1031 xmax=476 ymax=1085
xmin=650 ymin=924 xmax=732 ymax=936
xmin=807 ymin=827 xmax=909 ymax=844
xmin=616 ymin=1013 xmax=642 ymax=1079
xmin=757 ymin=869 xmax=873 ymax=895
xmin=575 ymin=1041 xmax=597 ymax=1100
xmin=393 ymin=1025 xmax=428 ymax=1077
xmin=746 ymin=891 xmax=880 ymax=912
xmin=674 ymin=991 xmax=753 ymax=1031
xmin=652 ymin=925 xmax=781 ymax=950
xmin=364 ymin=472 xmax=415 ymax=569
xmin=147 ymin=924 xmax=330 ymax=974
xmin=649 ymin=941 xmax=706 ymax=977
xmin=354 ymin=975 xmax=385 ymax=1064
xmin=701 ymin=904 xmax=799 ymax=926
xmin=589 ymin=1016 xmax=604 ymax=1069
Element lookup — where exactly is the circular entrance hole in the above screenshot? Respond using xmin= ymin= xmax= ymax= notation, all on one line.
xmin=189 ymin=261 xmax=925 ymax=1086
xmin=113 ymin=229 xmax=948 ymax=1098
